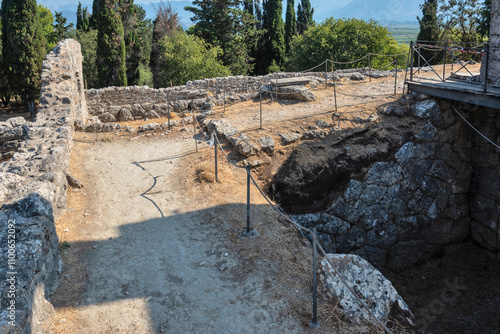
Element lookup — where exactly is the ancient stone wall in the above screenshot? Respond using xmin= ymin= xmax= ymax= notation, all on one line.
xmin=0 ymin=39 xmax=86 ymax=333
xmin=275 ymin=96 xmax=475 ymax=271
xmin=488 ymin=0 xmax=500 ymax=86
xmin=85 ymin=67 xmax=382 ymax=124
xmin=468 ymin=106 xmax=500 ymax=258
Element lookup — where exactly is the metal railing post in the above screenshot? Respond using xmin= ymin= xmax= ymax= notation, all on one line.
xmin=443 ymin=42 xmax=447 ymax=82
xmin=193 ymin=110 xmax=198 ymax=152
xmin=410 ymin=41 xmax=414 ymax=81
xmin=394 ymin=58 xmax=398 ymax=95
xmin=484 ymin=43 xmax=489 ymax=94
xmin=214 ymin=135 xmax=218 ymax=183
xmin=368 ymin=54 xmax=371 ymax=82
xmin=310 ymin=227 xmax=319 ymax=329
xmin=246 ymin=166 xmax=251 ymax=234
xmin=223 ymin=84 xmax=226 ymax=113
xmin=167 ymin=93 xmax=171 ymax=129
xmin=325 ymin=60 xmax=328 ymax=89
xmin=259 ymin=91 xmax=263 ymax=129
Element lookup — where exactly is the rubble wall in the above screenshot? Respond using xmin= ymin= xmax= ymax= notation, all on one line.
xmin=0 ymin=39 xmax=86 ymax=333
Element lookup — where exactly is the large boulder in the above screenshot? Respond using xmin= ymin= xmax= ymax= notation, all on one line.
xmin=230 ymin=133 xmax=260 ymax=157
xmin=319 ymin=254 xmax=415 ymax=329
xmin=205 ymin=119 xmax=239 ymax=139
xmin=273 ymin=85 xmax=316 ymax=101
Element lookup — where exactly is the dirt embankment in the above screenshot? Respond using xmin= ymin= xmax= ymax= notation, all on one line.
xmin=269 ymin=115 xmax=425 ymax=213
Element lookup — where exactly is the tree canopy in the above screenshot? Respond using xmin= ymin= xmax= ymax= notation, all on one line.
xmin=287 ymin=18 xmax=401 ymax=71
xmin=1 ymin=0 xmax=46 ymax=114
xmin=155 ymin=30 xmax=231 ymax=87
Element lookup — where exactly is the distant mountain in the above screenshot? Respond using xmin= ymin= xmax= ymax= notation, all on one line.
xmin=322 ymin=0 xmax=423 ymax=24
xmin=55 ymin=0 xmax=421 ymax=30
xmin=54 ymin=1 xmax=193 ymax=29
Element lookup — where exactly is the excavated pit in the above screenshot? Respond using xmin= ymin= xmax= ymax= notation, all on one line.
xmin=269 ymin=117 xmax=425 ymax=214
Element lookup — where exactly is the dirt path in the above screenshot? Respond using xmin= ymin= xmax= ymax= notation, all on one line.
xmin=50 ymin=133 xmax=314 ymax=333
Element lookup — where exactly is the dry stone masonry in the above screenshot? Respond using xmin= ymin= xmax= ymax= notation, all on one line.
xmin=0 ymin=39 xmax=87 ymax=334
xmin=273 ymin=95 xmax=481 ymax=271
xmin=84 ymin=67 xmax=393 ymax=132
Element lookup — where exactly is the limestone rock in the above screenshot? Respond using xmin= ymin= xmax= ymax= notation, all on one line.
xmin=302 ymin=130 xmax=327 ymax=140
xmin=350 ymin=73 xmax=366 ymax=81
xmin=99 ymin=112 xmax=117 ymax=123
xmin=230 ymin=133 xmax=260 ymax=157
xmin=279 ymin=132 xmax=301 ymax=145
xmin=145 ymin=110 xmax=161 ymax=119
xmin=411 ymin=99 xmax=441 ymax=121
xmin=206 ymin=119 xmax=239 ymax=139
xmin=316 ymin=119 xmax=329 ymax=128
xmin=66 ymin=174 xmax=83 ymax=189
xmin=259 ymin=136 xmax=275 ymax=154
xmin=138 ymin=123 xmax=160 ymax=132
xmin=319 ymin=254 xmax=415 ymax=329
xmin=118 ymin=109 xmax=134 ymax=122
xmin=7 ymin=116 xmax=27 ymax=127
xmin=273 ymin=86 xmax=316 ymax=101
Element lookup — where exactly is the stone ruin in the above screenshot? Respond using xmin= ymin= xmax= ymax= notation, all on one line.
xmin=1 ymin=34 xmax=499 ymax=333
xmin=0 ymin=39 xmax=87 ymax=333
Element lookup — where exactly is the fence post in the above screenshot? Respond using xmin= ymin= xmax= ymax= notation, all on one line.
xmin=193 ymin=110 xmax=198 ymax=152
xmin=417 ymin=45 xmax=420 ymax=74
xmin=239 ymin=167 xmax=259 ymax=239
xmin=394 ymin=58 xmax=398 ymax=95
xmin=325 ymin=60 xmax=328 ymax=89
xmin=483 ymin=43 xmax=489 ymax=94
xmin=259 ymin=91 xmax=263 ymax=129
xmin=410 ymin=41 xmax=414 ymax=81
xmin=224 ymin=84 xmax=226 ymax=113
xmin=167 ymin=94 xmax=171 ymax=129
xmin=310 ymin=227 xmax=319 ymax=329
xmin=368 ymin=54 xmax=371 ymax=82
xmin=214 ymin=135 xmax=218 ymax=183
xmin=442 ymin=42 xmax=447 ymax=82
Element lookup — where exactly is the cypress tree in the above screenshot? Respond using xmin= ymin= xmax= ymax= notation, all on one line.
xmin=262 ymin=0 xmax=285 ymax=71
xmin=77 ymin=2 xmax=90 ymax=31
xmin=93 ymin=0 xmax=127 ymax=87
xmin=416 ymin=0 xmax=440 ymax=65
xmin=297 ymin=0 xmax=314 ymax=34
xmin=284 ymin=0 xmax=296 ymax=53
xmin=1 ymin=0 xmax=46 ymax=116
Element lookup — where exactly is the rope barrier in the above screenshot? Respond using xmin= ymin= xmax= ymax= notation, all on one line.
xmin=209 ymin=133 xmax=393 ymax=333
xmin=451 ymin=105 xmax=500 ymax=150
xmin=328 ymin=54 xmax=369 ymax=65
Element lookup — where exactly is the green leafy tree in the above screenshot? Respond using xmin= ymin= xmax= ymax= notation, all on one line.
xmin=437 ymin=0 xmax=482 ymax=44
xmin=296 ymin=0 xmax=314 ymax=34
xmin=262 ymin=0 xmax=285 ymax=71
xmin=76 ymin=29 xmax=98 ymax=88
xmin=417 ymin=0 xmax=440 ymax=65
xmin=1 ymin=0 xmax=46 ymax=116
xmin=186 ymin=0 xmax=262 ymax=75
xmin=156 ymin=30 xmax=231 ymax=87
xmin=287 ymin=18 xmax=399 ymax=71
xmin=93 ymin=0 xmax=127 ymax=87
xmin=38 ymin=5 xmax=56 ymax=51
xmin=284 ymin=0 xmax=296 ymax=53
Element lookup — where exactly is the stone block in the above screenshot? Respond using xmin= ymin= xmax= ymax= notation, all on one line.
xmin=319 ymin=254 xmax=414 ymax=328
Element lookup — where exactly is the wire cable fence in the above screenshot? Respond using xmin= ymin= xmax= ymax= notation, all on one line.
xmin=203 ymin=129 xmax=393 ymax=333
